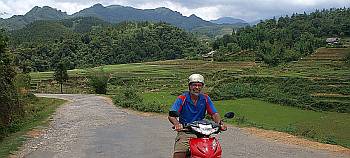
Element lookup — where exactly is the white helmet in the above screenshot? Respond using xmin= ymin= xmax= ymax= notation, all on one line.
xmin=188 ymin=74 xmax=204 ymax=85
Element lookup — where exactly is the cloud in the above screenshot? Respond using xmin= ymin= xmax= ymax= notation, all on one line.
xmin=0 ymin=0 xmax=349 ymax=21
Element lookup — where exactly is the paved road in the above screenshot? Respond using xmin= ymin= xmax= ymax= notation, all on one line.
xmin=14 ymin=94 xmax=349 ymax=158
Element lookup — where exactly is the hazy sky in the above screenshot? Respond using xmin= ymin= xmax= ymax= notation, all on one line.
xmin=0 ymin=0 xmax=349 ymax=22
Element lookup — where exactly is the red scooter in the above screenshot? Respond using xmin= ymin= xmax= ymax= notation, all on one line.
xmin=170 ymin=112 xmax=234 ymax=158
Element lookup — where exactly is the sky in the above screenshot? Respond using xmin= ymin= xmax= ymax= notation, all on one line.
xmin=0 ymin=0 xmax=349 ymax=22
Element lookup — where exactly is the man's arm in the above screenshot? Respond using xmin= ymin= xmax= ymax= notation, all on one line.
xmin=168 ymin=116 xmax=180 ymax=125
xmin=211 ymin=113 xmax=222 ymax=124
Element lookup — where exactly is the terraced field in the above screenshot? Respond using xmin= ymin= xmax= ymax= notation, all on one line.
xmin=288 ymin=48 xmax=349 ymax=108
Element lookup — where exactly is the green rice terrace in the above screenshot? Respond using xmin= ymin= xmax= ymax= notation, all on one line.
xmin=30 ymin=47 xmax=350 ymax=148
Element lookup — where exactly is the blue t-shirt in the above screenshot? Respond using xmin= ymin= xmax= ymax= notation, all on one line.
xmin=170 ymin=92 xmax=217 ymax=124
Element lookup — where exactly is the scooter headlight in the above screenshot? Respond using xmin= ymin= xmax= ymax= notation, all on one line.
xmin=191 ymin=124 xmax=219 ymax=135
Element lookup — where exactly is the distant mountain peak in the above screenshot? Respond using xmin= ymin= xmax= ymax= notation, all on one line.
xmin=210 ymin=17 xmax=247 ymax=25
xmin=92 ymin=3 xmax=104 ymax=8
xmin=106 ymin=4 xmax=124 ymax=9
xmin=155 ymin=7 xmax=171 ymax=11
xmin=25 ymin=6 xmax=41 ymax=15
xmin=25 ymin=6 xmax=67 ymax=17
xmin=189 ymin=14 xmax=202 ymax=19
xmin=153 ymin=7 xmax=181 ymax=15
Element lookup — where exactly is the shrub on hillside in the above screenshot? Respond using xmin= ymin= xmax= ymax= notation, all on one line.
xmin=345 ymin=50 xmax=350 ymax=64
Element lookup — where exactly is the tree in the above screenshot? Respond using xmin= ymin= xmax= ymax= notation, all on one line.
xmin=0 ymin=29 xmax=21 ymax=137
xmin=227 ymin=43 xmax=241 ymax=53
xmin=54 ymin=62 xmax=69 ymax=93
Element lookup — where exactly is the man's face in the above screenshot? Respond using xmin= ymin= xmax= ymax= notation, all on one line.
xmin=189 ymin=82 xmax=204 ymax=95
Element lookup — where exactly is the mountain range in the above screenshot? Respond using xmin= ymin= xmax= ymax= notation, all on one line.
xmin=0 ymin=4 xmax=248 ymax=31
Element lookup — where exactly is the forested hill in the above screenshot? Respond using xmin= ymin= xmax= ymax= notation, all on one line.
xmin=10 ymin=21 xmax=209 ymax=72
xmin=213 ymin=8 xmax=350 ymax=66
xmin=10 ymin=17 xmax=110 ymax=45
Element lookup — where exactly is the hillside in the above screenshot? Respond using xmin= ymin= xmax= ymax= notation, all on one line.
xmin=10 ymin=20 xmax=74 ymax=45
xmin=60 ymin=17 xmax=111 ymax=33
xmin=192 ymin=24 xmax=242 ymax=40
xmin=9 ymin=17 xmax=112 ymax=46
xmin=212 ymin=7 xmax=350 ymax=66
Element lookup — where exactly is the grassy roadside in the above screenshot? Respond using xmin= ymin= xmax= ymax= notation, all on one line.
xmin=0 ymin=97 xmax=66 ymax=158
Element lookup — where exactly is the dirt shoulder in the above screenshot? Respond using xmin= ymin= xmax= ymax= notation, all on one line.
xmin=242 ymin=127 xmax=350 ymax=155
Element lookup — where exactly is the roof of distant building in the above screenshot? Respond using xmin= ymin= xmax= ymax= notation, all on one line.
xmin=326 ymin=37 xmax=340 ymax=43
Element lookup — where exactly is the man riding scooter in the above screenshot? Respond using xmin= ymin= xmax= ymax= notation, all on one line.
xmin=168 ymin=74 xmax=227 ymax=158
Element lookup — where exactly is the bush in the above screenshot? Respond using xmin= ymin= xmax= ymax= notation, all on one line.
xmin=112 ymin=86 xmax=166 ymax=112
xmin=88 ymin=69 xmax=110 ymax=94
xmin=113 ymin=86 xmax=143 ymax=109
xmin=14 ymin=73 xmax=31 ymax=95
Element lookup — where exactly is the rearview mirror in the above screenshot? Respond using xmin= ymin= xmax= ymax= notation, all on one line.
xmin=169 ymin=111 xmax=180 ymax=117
xmin=224 ymin=112 xmax=235 ymax=119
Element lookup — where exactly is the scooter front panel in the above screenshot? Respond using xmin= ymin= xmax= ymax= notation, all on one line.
xmin=189 ymin=137 xmax=222 ymax=158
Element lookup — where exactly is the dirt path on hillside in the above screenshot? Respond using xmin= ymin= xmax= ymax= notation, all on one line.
xmin=11 ymin=94 xmax=350 ymax=158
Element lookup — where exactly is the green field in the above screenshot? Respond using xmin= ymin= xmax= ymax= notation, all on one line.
xmin=217 ymin=98 xmax=350 ymax=147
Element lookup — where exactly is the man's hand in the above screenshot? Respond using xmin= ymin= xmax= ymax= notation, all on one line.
xmin=174 ymin=123 xmax=183 ymax=131
xmin=220 ymin=123 xmax=227 ymax=131
xmin=212 ymin=113 xmax=227 ymax=131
